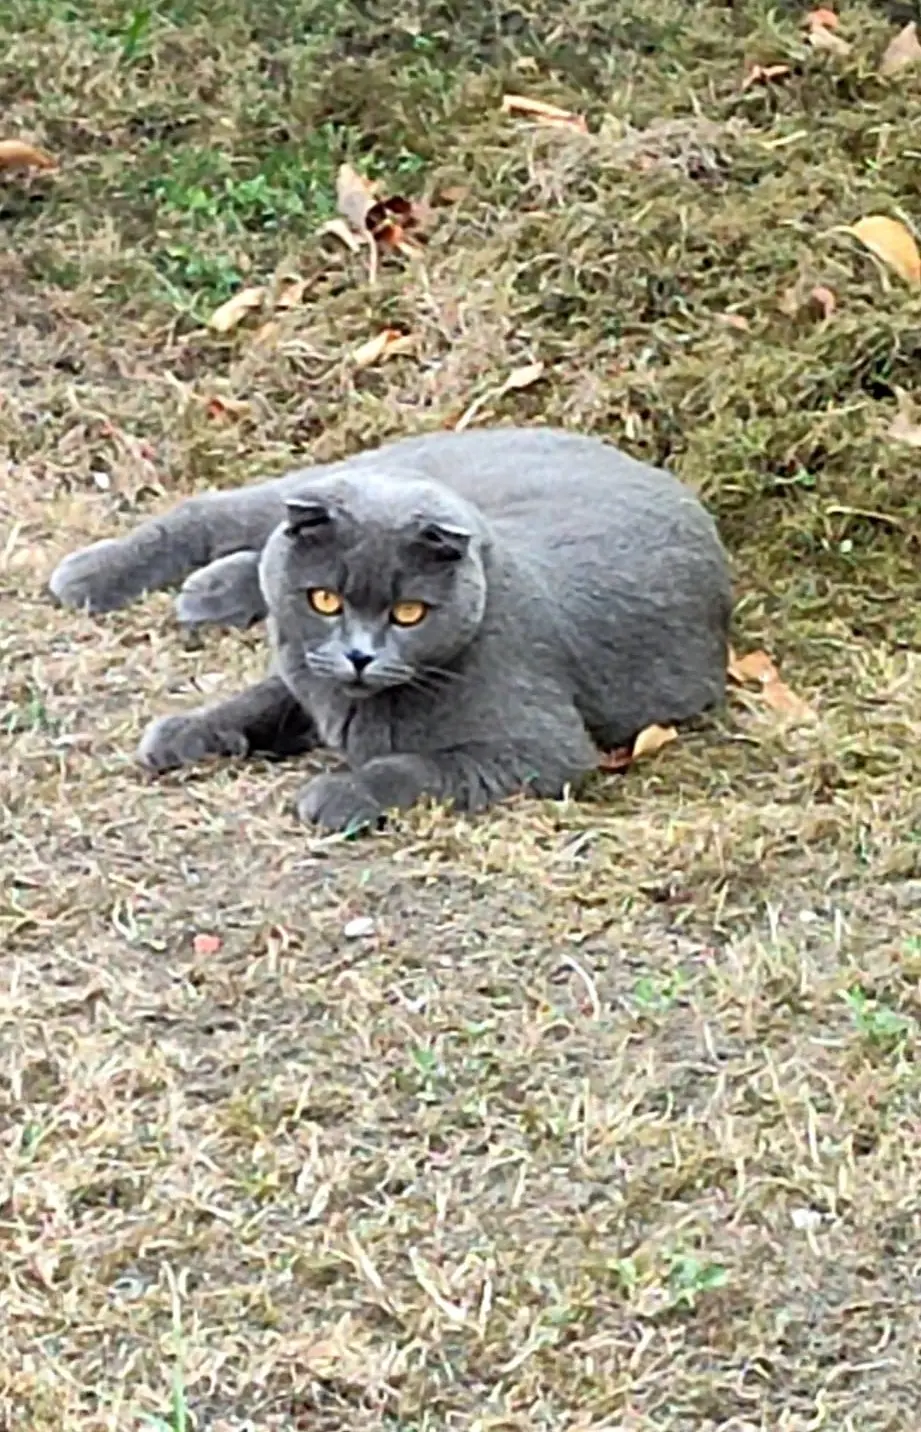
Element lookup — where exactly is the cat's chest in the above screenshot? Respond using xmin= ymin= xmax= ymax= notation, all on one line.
xmin=308 ymin=687 xmax=409 ymax=764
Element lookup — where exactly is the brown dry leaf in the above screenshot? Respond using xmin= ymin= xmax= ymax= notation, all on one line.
xmin=760 ymin=680 xmax=815 ymax=720
xmin=718 ymin=312 xmax=750 ymax=332
xmin=336 ymin=163 xmax=379 ymax=231
xmin=632 ymin=724 xmax=679 ymax=760
xmin=252 ymin=320 xmax=281 ymax=348
xmin=365 ymin=195 xmax=430 ymax=253
xmin=0 ymin=139 xmax=56 ymax=171
xmin=500 ymin=361 xmax=545 ymax=393
xmin=275 ymin=276 xmax=308 ymax=309
xmin=728 ymin=648 xmax=814 ymax=721
xmin=208 ymin=286 xmax=265 ymax=333
xmin=779 ymin=280 xmax=837 ymax=321
xmin=501 ymin=93 xmax=588 ymax=133
xmin=886 ymin=390 xmax=921 ymax=447
xmin=204 ymin=395 xmax=251 ymax=421
xmin=438 ymin=184 xmax=470 ymax=204
xmin=453 ymin=361 xmax=546 ymax=432
xmin=808 ymin=284 xmax=837 ymax=319
xmin=806 ymin=7 xmax=839 ymax=28
xmin=741 ymin=64 xmax=791 ymax=91
xmin=318 ymin=217 xmax=364 ymax=254
xmin=880 ymin=22 xmax=921 ymax=78
xmin=598 ymin=745 xmax=633 ymax=773
xmin=849 ymin=214 xmax=921 ymax=288
xmin=728 ymin=648 xmax=779 ymax=685
xmin=351 ymin=329 xmax=416 ymax=370
xmin=808 ymin=23 xmax=852 ymax=56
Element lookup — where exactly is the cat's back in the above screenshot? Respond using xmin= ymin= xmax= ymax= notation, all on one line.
xmin=372 ymin=425 xmax=721 ymax=570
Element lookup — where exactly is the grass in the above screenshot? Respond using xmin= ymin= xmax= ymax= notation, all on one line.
xmin=2 ymin=0 xmax=921 ymax=1427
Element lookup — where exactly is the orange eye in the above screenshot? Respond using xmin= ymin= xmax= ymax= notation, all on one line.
xmin=307 ymin=588 xmax=343 ymax=616
xmin=391 ymin=599 xmax=428 ymax=627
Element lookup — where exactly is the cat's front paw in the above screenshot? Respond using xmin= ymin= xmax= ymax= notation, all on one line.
xmin=295 ymin=772 xmax=384 ymax=834
xmin=49 ymin=540 xmax=128 ymax=614
xmin=138 ymin=713 xmax=249 ymax=772
xmin=175 ymin=550 xmax=267 ymax=630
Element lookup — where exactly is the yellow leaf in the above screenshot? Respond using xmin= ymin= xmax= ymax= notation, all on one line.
xmin=351 ymin=329 xmax=416 ymax=369
xmin=849 ymin=215 xmax=921 ymax=287
xmin=808 ymin=23 xmax=852 ymax=56
xmin=632 ymin=724 xmax=678 ymax=760
xmin=208 ymin=286 xmax=266 ymax=333
xmin=0 ymin=139 xmax=56 ymax=171
xmin=500 ymin=361 xmax=545 ymax=393
xmin=501 ymin=93 xmax=588 ymax=133
xmin=880 ymin=22 xmax=921 ymax=78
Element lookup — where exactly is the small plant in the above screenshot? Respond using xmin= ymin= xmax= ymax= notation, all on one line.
xmin=843 ymin=987 xmax=915 ymax=1050
xmin=667 ymin=1253 xmax=729 ymax=1309
xmin=631 ymin=971 xmax=686 ymax=1015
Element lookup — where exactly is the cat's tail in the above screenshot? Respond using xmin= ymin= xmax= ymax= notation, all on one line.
xmin=48 ymin=481 xmax=289 ymax=616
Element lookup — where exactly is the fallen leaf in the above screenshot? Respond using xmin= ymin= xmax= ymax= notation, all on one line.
xmin=453 ymin=361 xmax=546 ymax=432
xmin=728 ymin=647 xmax=780 ymax=685
xmin=741 ymin=63 xmax=791 ymax=91
xmin=849 ymin=214 xmax=921 ymax=287
xmin=717 ymin=312 xmax=750 ymax=331
xmin=275 ymin=275 xmax=308 ymax=309
xmin=728 ymin=648 xmax=814 ymax=721
xmin=253 ymin=320 xmax=281 ymax=347
xmin=805 ymin=7 xmax=839 ymax=28
xmin=318 ymin=217 xmax=364 ymax=254
xmin=501 ymin=93 xmax=589 ymax=133
xmin=886 ymin=389 xmax=921 ymax=447
xmin=365 ymin=195 xmax=430 ymax=253
xmin=438 ymin=184 xmax=470 ymax=204
xmin=632 ymin=724 xmax=679 ymax=760
xmin=500 ymin=361 xmax=545 ymax=393
xmin=208 ymin=285 xmax=265 ymax=333
xmin=879 ymin=21 xmax=921 ymax=78
xmin=808 ymin=23 xmax=852 ymax=56
xmin=760 ymin=680 xmax=815 ymax=720
xmin=336 ymin=163 xmax=379 ymax=231
xmin=193 ymin=932 xmax=222 ymax=955
xmin=0 ymin=139 xmax=56 ymax=171
xmin=351 ymin=329 xmax=416 ymax=369
xmin=779 ymin=280 xmax=837 ymax=320
xmin=598 ymin=745 xmax=633 ymax=772
xmin=205 ymin=395 xmax=251 ymax=421
xmin=808 ymin=284 xmax=837 ymax=318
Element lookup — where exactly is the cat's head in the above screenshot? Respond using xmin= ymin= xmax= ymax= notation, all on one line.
xmin=259 ymin=470 xmax=490 ymax=697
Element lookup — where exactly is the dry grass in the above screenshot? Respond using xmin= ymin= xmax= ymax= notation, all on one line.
xmin=2 ymin=1 xmax=921 ymax=1428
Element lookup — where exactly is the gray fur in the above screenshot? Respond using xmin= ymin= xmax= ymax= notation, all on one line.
xmin=56 ymin=427 xmax=732 ymax=831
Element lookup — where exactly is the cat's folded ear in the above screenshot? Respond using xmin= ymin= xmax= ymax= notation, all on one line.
xmin=285 ymin=497 xmax=334 ymax=538
xmin=410 ymin=520 xmax=471 ymax=563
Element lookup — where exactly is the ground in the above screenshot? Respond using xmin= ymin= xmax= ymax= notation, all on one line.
xmin=2 ymin=1 xmax=920 ymax=1428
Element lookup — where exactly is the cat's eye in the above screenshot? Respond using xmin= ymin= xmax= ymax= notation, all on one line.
xmin=307 ymin=587 xmax=343 ymax=617
xmin=390 ymin=599 xmax=428 ymax=627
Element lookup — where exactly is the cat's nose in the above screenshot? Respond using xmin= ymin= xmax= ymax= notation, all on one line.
xmin=346 ymin=650 xmax=373 ymax=675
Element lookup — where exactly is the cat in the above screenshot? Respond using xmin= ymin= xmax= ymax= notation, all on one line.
xmin=49 ymin=426 xmax=732 ymax=832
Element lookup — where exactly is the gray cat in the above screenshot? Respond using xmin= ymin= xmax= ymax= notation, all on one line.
xmin=49 ymin=427 xmax=732 ymax=832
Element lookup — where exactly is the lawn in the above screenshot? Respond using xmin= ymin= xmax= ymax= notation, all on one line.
xmin=1 ymin=1 xmax=920 ymax=1428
